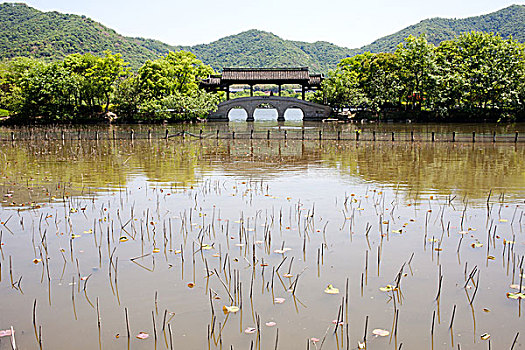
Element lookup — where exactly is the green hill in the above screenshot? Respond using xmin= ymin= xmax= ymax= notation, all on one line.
xmin=0 ymin=2 xmax=524 ymax=72
xmin=184 ymin=30 xmax=354 ymax=73
xmin=360 ymin=4 xmax=525 ymax=53
xmin=0 ymin=2 xmax=179 ymax=68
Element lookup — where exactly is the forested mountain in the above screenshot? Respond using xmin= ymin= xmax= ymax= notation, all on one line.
xmin=360 ymin=5 xmax=525 ymax=53
xmin=0 ymin=2 xmax=524 ymax=72
xmin=0 ymin=3 xmax=180 ymax=68
xmin=182 ymin=30 xmax=353 ymax=73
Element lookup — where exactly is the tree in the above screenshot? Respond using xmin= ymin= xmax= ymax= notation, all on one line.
xmin=396 ymin=35 xmax=438 ymax=110
xmin=316 ymin=68 xmax=367 ymax=112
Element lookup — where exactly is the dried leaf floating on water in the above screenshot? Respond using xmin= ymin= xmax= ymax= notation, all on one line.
xmin=33 ymin=258 xmax=42 ymax=264
xmin=136 ymin=332 xmax=149 ymax=339
xmin=506 ymin=292 xmax=525 ymax=299
xmin=509 ymin=284 xmax=525 ymax=291
xmin=324 ymin=284 xmax=340 ymax=294
xmin=379 ymin=284 xmax=396 ymax=292
xmin=244 ymin=327 xmax=256 ymax=334
xmin=372 ymin=329 xmax=390 ymax=337
xmin=265 ymin=321 xmax=276 ymax=327
xmin=187 ymin=282 xmax=195 ymax=288
xmin=481 ymin=333 xmax=490 ymax=340
xmin=0 ymin=329 xmax=13 ymax=337
xmin=273 ymin=248 xmax=291 ymax=254
xmin=152 ymin=248 xmax=160 ymax=253
xmin=223 ymin=305 xmax=240 ymax=313
xmin=471 ymin=241 xmax=483 ymax=248
xmin=274 ymin=298 xmax=286 ymax=304
xmin=119 ymin=236 xmax=128 ymax=242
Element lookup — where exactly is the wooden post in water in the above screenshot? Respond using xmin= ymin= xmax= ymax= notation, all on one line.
xmin=337 ymin=131 xmax=341 ymax=141
xmin=472 ymin=132 xmax=475 ymax=143
xmin=10 ymin=132 xmax=14 ymax=142
xmin=113 ymin=130 xmax=116 ymax=140
xmin=355 ymin=130 xmax=359 ymax=141
xmin=130 ymin=130 xmax=134 ymax=141
xmin=432 ymin=132 xmax=435 ymax=142
xmin=78 ymin=131 xmax=81 ymax=140
xmin=319 ymin=130 xmax=322 ymax=140
xmin=492 ymin=132 xmax=496 ymax=143
xmin=411 ymin=131 xmax=414 ymax=142
xmin=373 ymin=131 xmax=376 ymax=141
xmin=267 ymin=130 xmax=270 ymax=140
xmin=199 ymin=130 xmax=203 ymax=139
xmin=452 ymin=132 xmax=455 ymax=142
xmin=95 ymin=131 xmax=99 ymax=141
xmin=148 ymin=130 xmax=151 ymax=140
xmin=61 ymin=131 xmax=65 ymax=141
xmin=391 ymin=132 xmax=395 ymax=142
xmin=250 ymin=130 xmax=254 ymax=139
xmin=284 ymin=130 xmax=287 ymax=140
xmin=165 ymin=129 xmax=169 ymax=140
xmin=515 ymin=132 xmax=519 ymax=143
xmin=232 ymin=131 xmax=235 ymax=139
xmin=301 ymin=130 xmax=305 ymax=140
xmin=216 ymin=129 xmax=219 ymax=139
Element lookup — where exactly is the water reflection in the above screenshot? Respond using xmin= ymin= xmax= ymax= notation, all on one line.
xmin=0 ymin=136 xmax=523 ymax=207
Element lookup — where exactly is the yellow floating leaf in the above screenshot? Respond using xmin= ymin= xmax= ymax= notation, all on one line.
xmin=33 ymin=258 xmax=42 ymax=264
xmin=201 ymin=244 xmax=212 ymax=250
xmin=499 ymin=219 xmax=508 ymax=222
xmin=152 ymin=248 xmax=160 ymax=253
xmin=324 ymin=284 xmax=340 ymax=294
xmin=83 ymin=229 xmax=93 ymax=234
xmin=480 ymin=333 xmax=490 ymax=340
xmin=471 ymin=242 xmax=483 ymax=248
xmin=119 ymin=236 xmax=129 ymax=242
xmin=507 ymin=292 xmax=525 ymax=300
xmin=71 ymin=234 xmax=81 ymax=239
xmin=379 ymin=285 xmax=396 ymax=292
xmin=487 ymin=255 xmax=495 ymax=260
xmin=223 ymin=305 xmax=240 ymax=313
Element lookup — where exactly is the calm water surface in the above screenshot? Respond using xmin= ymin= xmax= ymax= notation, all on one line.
xmin=0 ymin=121 xmax=524 ymax=350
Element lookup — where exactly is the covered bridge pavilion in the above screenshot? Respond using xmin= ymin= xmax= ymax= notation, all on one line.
xmin=200 ymin=67 xmax=323 ymax=100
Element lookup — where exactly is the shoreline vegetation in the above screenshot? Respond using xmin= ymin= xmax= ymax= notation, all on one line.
xmin=0 ymin=32 xmax=524 ymax=125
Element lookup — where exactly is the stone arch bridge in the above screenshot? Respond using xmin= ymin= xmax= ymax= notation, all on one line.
xmin=208 ymin=96 xmax=331 ymax=121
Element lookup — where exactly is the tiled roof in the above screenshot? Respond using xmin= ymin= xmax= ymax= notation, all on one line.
xmin=221 ymin=68 xmax=310 ymax=81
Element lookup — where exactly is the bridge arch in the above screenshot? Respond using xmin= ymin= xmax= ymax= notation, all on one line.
xmin=284 ymin=106 xmax=304 ymax=120
xmin=227 ymin=106 xmax=249 ymax=121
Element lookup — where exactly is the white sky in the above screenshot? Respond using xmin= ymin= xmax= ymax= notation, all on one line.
xmin=2 ymin=0 xmax=524 ymax=48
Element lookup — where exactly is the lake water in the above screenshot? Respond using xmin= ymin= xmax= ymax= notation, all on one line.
xmin=0 ymin=120 xmax=524 ymax=350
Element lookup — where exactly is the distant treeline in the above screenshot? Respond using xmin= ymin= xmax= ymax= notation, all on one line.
xmin=0 ymin=50 xmax=219 ymax=123
xmin=313 ymin=32 xmax=525 ymax=121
